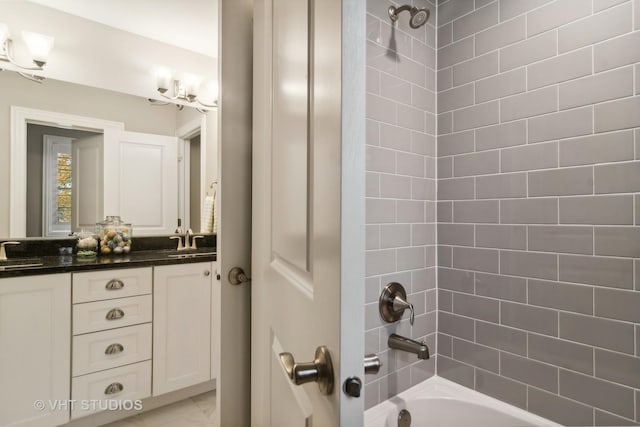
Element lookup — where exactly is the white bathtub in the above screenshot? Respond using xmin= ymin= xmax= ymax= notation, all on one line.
xmin=365 ymin=376 xmax=562 ymax=427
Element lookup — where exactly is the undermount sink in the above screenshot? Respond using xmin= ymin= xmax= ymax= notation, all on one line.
xmin=166 ymin=251 xmax=216 ymax=259
xmin=0 ymin=258 xmax=44 ymax=271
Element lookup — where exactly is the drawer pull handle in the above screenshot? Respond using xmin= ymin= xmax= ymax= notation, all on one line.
xmin=104 ymin=382 xmax=124 ymax=395
xmin=105 ymin=308 xmax=125 ymax=320
xmin=105 ymin=279 xmax=125 ymax=290
xmin=105 ymin=343 xmax=124 ymax=355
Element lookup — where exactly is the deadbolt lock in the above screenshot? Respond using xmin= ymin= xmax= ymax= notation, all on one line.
xmin=343 ymin=376 xmax=362 ymax=398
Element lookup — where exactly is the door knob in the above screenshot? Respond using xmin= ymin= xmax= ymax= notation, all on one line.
xmin=228 ymin=266 xmax=251 ymax=285
xmin=279 ymin=345 xmax=334 ymax=395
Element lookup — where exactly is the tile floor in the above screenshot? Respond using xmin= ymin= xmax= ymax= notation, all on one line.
xmin=103 ymin=391 xmax=216 ymax=427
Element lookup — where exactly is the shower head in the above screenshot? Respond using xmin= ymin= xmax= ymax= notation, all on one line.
xmin=388 ymin=4 xmax=431 ymax=29
xmin=409 ymin=7 xmax=430 ymax=28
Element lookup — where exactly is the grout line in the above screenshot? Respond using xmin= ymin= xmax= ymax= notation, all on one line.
xmin=446 ymin=321 xmax=638 ymax=381
xmin=634 ymin=58 xmax=637 ymax=96
xmin=388 ymin=0 xmax=640 ymax=411
xmin=442 ymin=350 xmax=636 ymax=415
xmin=634 ymin=193 xmax=637 ymax=227
xmin=441 ymin=17 xmax=630 ymax=82
xmin=438 ymin=158 xmax=638 ymax=179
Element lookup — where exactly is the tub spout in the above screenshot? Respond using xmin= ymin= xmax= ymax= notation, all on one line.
xmin=388 ymin=333 xmax=430 ymax=360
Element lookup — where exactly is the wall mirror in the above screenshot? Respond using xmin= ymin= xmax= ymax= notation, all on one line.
xmin=1 ymin=1 xmax=219 ymax=239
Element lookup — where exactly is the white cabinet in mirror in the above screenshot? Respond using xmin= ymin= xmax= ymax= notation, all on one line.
xmin=1 ymin=72 xmax=218 ymax=238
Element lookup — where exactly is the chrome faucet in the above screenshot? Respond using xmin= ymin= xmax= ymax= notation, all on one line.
xmin=170 ymin=228 xmax=204 ymax=251
xmin=170 ymin=228 xmax=185 ymax=250
xmin=0 ymin=241 xmax=20 ymax=261
xmin=184 ymin=228 xmax=194 ymax=250
xmin=388 ymin=333 xmax=430 ymax=360
xmin=170 ymin=228 xmax=193 ymax=251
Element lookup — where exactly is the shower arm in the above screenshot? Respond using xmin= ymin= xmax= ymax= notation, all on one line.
xmin=388 ymin=4 xmax=413 ymax=21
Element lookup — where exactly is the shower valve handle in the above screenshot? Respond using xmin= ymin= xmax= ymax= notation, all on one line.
xmin=379 ymin=282 xmax=415 ymax=325
xmin=392 ymin=295 xmax=414 ymax=326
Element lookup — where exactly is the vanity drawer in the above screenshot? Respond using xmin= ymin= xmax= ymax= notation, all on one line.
xmin=73 ymin=323 xmax=152 ymax=377
xmin=73 ymin=267 xmax=152 ymax=303
xmin=71 ymin=360 xmax=151 ymax=419
xmin=73 ymin=295 xmax=152 ymax=335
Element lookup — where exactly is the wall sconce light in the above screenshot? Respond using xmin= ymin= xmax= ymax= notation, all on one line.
xmin=148 ymin=66 xmax=218 ymax=113
xmin=0 ymin=23 xmax=54 ymax=83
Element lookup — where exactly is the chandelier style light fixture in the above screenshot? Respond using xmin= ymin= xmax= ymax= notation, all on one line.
xmin=0 ymin=22 xmax=54 ymax=83
xmin=149 ymin=66 xmax=218 ymax=113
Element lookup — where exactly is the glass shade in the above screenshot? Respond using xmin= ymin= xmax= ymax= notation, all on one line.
xmin=0 ymin=23 xmax=9 ymax=46
xmin=153 ymin=66 xmax=173 ymax=92
xmin=22 ymin=30 xmax=54 ymax=65
xmin=199 ymin=80 xmax=219 ymax=106
xmin=182 ymin=73 xmax=202 ymax=97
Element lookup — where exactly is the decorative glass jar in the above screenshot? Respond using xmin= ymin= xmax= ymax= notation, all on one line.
xmin=76 ymin=229 xmax=99 ymax=257
xmin=97 ymin=216 xmax=132 ymax=255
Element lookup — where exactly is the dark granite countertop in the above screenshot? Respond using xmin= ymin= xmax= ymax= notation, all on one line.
xmin=0 ymin=248 xmax=216 ymax=278
xmin=0 ymin=233 xmax=217 ymax=278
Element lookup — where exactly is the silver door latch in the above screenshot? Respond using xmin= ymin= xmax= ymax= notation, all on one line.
xmin=228 ymin=266 xmax=251 ymax=285
xmin=279 ymin=345 xmax=334 ymax=395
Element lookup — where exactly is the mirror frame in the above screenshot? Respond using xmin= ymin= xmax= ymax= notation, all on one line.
xmin=10 ymin=106 xmax=125 ymax=237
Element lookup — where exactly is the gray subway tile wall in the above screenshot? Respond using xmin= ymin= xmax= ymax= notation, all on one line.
xmin=366 ymin=0 xmax=640 ymax=423
xmin=365 ymin=0 xmax=438 ymax=407
xmin=500 ymin=352 xmax=559 ymax=393
xmin=528 ymin=387 xmax=595 ymax=426
xmin=435 ymin=0 xmax=640 ymax=425
xmin=595 ymin=410 xmax=639 ymax=427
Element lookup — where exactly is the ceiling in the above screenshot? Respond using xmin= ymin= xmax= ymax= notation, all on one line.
xmin=27 ymin=0 xmax=218 ymax=58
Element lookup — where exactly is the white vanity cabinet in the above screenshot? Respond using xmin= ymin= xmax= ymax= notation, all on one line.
xmin=71 ymin=267 xmax=153 ymax=419
xmin=0 ymin=273 xmax=71 ymax=427
xmin=152 ymin=262 xmax=214 ymax=395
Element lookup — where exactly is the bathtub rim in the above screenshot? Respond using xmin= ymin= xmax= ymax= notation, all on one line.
xmin=364 ymin=375 xmax=563 ymax=427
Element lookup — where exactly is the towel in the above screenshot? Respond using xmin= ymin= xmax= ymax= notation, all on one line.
xmin=212 ymin=182 xmax=218 ymax=234
xmin=200 ymin=182 xmax=217 ymax=233
xmin=201 ymin=195 xmax=214 ymax=233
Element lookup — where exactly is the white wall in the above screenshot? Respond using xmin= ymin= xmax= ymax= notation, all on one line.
xmin=2 ymin=1 xmax=217 ymax=103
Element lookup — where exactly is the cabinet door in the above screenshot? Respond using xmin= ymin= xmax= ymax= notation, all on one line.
xmin=153 ymin=262 xmax=212 ymax=396
xmin=0 ymin=274 xmax=71 ymax=427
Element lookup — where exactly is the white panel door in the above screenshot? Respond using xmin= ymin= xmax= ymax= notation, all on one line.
xmin=252 ymin=0 xmax=365 ymax=425
xmin=0 ymin=274 xmax=71 ymax=427
xmin=153 ymin=262 xmax=212 ymax=396
xmin=103 ymin=129 xmax=178 ymax=235
xmin=72 ymin=133 xmax=104 ymax=232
